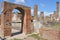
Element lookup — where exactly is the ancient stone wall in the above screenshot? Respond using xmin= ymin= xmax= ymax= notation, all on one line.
xmin=39 ymin=27 xmax=60 ymax=40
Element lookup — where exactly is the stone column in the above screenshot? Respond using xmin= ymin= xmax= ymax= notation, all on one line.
xmin=34 ymin=5 xmax=38 ymax=20
xmin=56 ymin=1 xmax=59 ymax=18
xmin=40 ymin=12 xmax=44 ymax=23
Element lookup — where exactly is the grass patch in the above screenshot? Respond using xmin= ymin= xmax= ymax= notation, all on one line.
xmin=52 ymin=23 xmax=60 ymax=27
xmin=28 ymin=34 xmax=47 ymax=40
xmin=47 ymin=23 xmax=60 ymax=28
xmin=13 ymin=34 xmax=47 ymax=40
xmin=13 ymin=38 xmax=23 ymax=40
xmin=28 ymin=34 xmax=40 ymax=40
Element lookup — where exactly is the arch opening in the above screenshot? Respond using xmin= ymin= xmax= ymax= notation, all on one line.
xmin=11 ymin=7 xmax=25 ymax=36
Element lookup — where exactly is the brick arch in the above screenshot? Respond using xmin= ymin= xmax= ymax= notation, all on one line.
xmin=11 ymin=7 xmax=25 ymax=36
xmin=1 ymin=1 xmax=32 ymax=37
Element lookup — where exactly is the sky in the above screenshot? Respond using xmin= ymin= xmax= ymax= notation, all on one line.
xmin=0 ymin=0 xmax=60 ymax=17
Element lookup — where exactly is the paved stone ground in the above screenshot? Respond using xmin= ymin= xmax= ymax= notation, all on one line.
xmin=0 ymin=25 xmax=3 ymax=37
xmin=23 ymin=37 xmax=37 ymax=40
xmin=6 ymin=33 xmax=37 ymax=40
xmin=6 ymin=33 xmax=27 ymax=40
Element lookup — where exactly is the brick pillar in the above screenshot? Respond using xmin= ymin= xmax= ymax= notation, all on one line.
xmin=23 ymin=8 xmax=31 ymax=34
xmin=1 ymin=9 xmax=12 ymax=37
xmin=34 ymin=5 xmax=38 ymax=20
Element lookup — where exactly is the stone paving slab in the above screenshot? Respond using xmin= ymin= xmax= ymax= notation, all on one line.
xmin=23 ymin=37 xmax=37 ymax=40
xmin=6 ymin=33 xmax=27 ymax=40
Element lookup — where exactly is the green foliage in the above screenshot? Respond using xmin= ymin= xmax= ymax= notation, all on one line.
xmin=49 ymin=23 xmax=60 ymax=28
xmin=13 ymin=38 xmax=23 ymax=40
xmin=28 ymin=34 xmax=47 ymax=40
xmin=28 ymin=34 xmax=40 ymax=40
xmin=52 ymin=23 xmax=60 ymax=27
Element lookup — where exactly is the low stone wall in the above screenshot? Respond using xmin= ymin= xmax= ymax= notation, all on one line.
xmin=39 ymin=27 xmax=60 ymax=40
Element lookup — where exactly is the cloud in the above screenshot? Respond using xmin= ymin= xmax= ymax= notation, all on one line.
xmin=31 ymin=10 xmax=54 ymax=18
xmin=31 ymin=9 xmax=34 ymax=16
xmin=4 ymin=0 xmax=9 ymax=1
xmin=38 ymin=11 xmax=40 ymax=17
xmin=44 ymin=12 xmax=60 ymax=18
xmin=4 ymin=0 xmax=25 ymax=4
xmin=44 ymin=12 xmax=53 ymax=16
xmin=14 ymin=0 xmax=25 ymax=3
xmin=40 ymin=3 xmax=45 ymax=7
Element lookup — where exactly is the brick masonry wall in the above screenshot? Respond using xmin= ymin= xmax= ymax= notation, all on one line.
xmin=39 ymin=27 xmax=60 ymax=40
xmin=1 ymin=1 xmax=32 ymax=36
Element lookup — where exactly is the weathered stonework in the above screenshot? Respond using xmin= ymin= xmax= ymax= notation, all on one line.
xmin=1 ymin=1 xmax=32 ymax=36
xmin=39 ymin=27 xmax=60 ymax=40
xmin=56 ymin=1 xmax=59 ymax=18
xmin=50 ymin=11 xmax=57 ymax=21
xmin=0 ymin=14 xmax=1 ymax=25
xmin=49 ymin=1 xmax=59 ymax=22
xmin=40 ymin=12 xmax=44 ymax=23
xmin=45 ymin=16 xmax=50 ymax=22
